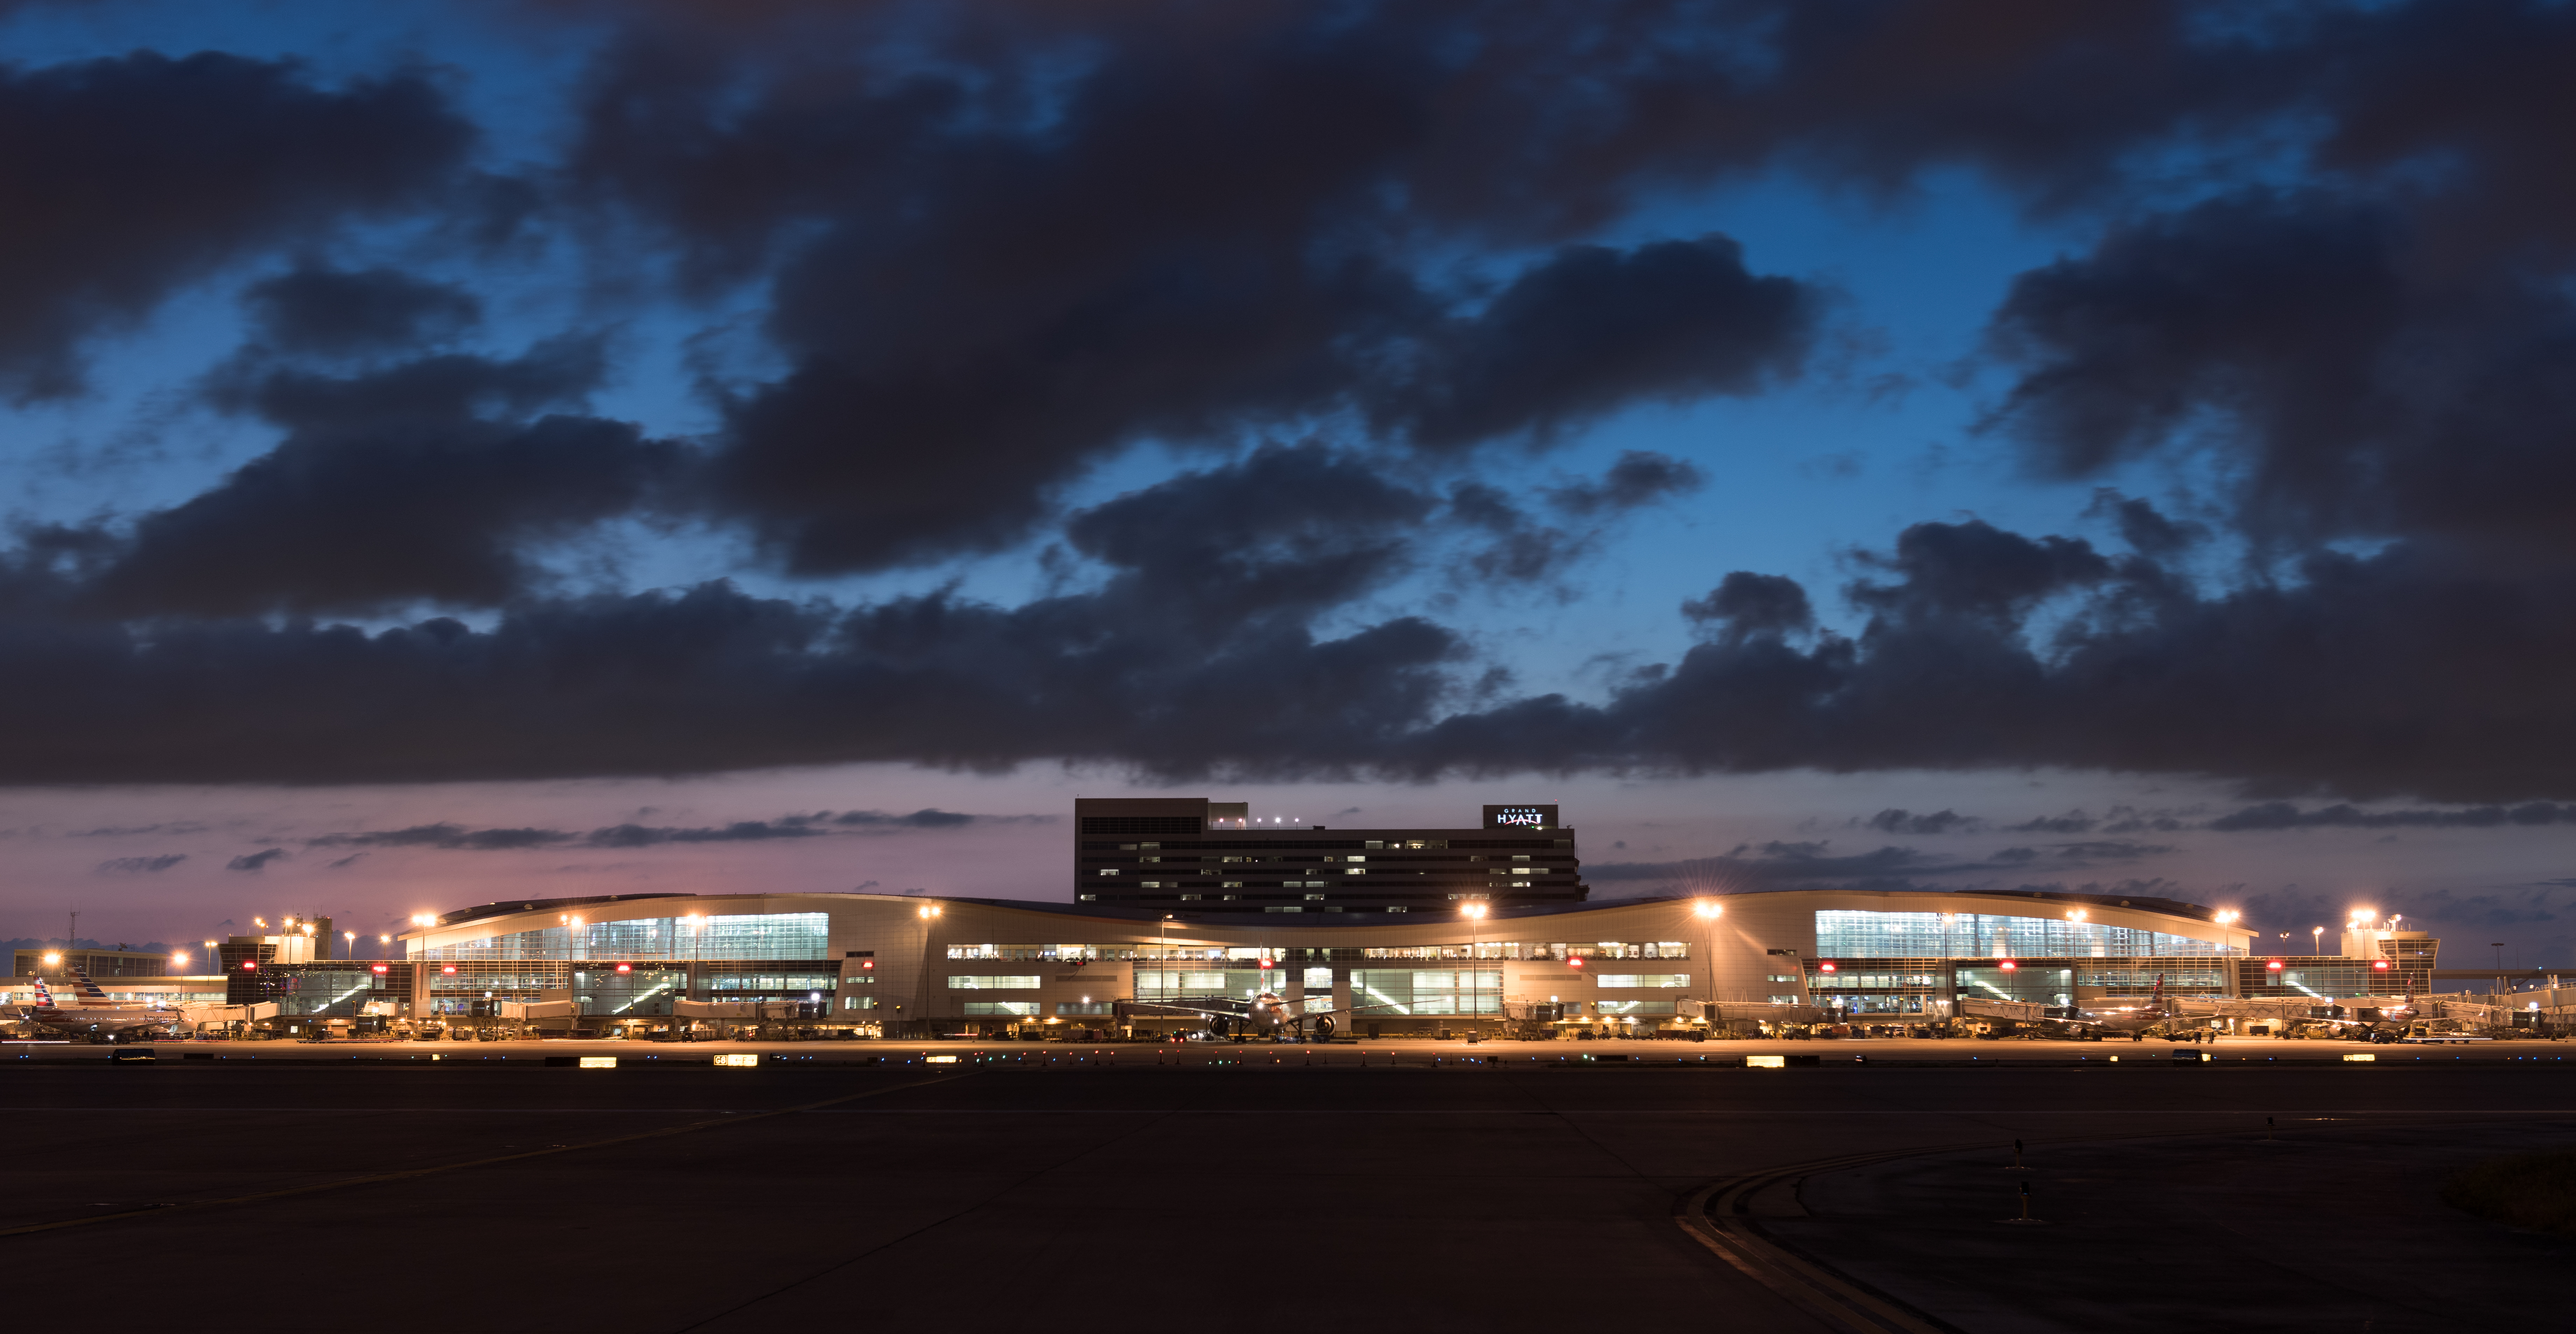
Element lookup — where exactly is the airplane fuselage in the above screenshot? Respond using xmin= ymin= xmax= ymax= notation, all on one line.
xmin=22 ymin=1006 xmax=181 ymax=1038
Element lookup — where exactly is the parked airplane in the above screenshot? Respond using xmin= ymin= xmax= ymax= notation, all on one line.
xmin=1116 ymin=990 xmax=1394 ymax=1041
xmin=2042 ymin=975 xmax=2185 ymax=1038
xmin=20 ymin=976 xmax=184 ymax=1042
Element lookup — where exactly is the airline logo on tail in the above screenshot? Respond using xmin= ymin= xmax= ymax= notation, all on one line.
xmin=70 ymin=966 xmax=113 ymax=1002
xmin=30 ymin=977 xmax=56 ymax=1009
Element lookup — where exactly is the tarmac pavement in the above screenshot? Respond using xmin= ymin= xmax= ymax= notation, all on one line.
xmin=1 ymin=1036 xmax=2566 ymax=1332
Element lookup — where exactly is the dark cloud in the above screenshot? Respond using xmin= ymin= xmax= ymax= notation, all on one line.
xmin=1061 ymin=443 xmax=1432 ymax=622
xmin=830 ymin=808 xmax=999 ymax=829
xmin=85 ymin=340 xmax=678 ymax=617
xmin=2051 ymin=841 xmax=2172 ymax=861
xmin=1847 ymin=519 xmax=2112 ymax=623
xmin=1435 ymin=451 xmax=1713 ymax=591
xmin=1863 ymin=808 xmax=1980 ymax=836
xmin=2005 ymin=806 xmax=2190 ymax=836
xmin=297 ymin=809 xmax=1038 ymax=850
xmin=0 ymin=52 xmax=471 ymax=399
xmin=1406 ymin=523 xmax=2576 ymax=802
xmin=12 ymin=501 xmax=2576 ymax=800
xmin=1683 ymin=572 xmax=1815 ymax=642
xmin=1547 ymin=451 xmax=1708 ymax=517
xmin=2086 ymin=492 xmax=2205 ymax=560
xmin=570 ymin=9 xmax=1822 ymax=573
xmin=587 ymin=820 xmax=822 ymax=847
xmin=95 ymin=854 xmax=186 ymax=875
xmin=1375 ymin=239 xmax=1814 ymax=451
xmin=73 ymin=821 xmax=209 ymax=838
xmin=242 ymin=266 xmax=482 ymax=357
xmin=308 ymin=824 xmax=567 ymax=851
xmin=225 ymin=848 xmax=287 ymax=872
xmin=2207 ymin=801 xmax=2576 ymax=833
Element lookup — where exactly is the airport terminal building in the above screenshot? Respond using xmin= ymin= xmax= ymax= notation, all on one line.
xmin=378 ymin=880 xmax=2323 ymax=1036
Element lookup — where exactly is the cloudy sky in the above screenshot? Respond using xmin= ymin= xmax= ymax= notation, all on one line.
xmin=4 ymin=0 xmax=2574 ymax=972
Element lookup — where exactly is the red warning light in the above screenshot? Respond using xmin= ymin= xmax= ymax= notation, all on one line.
xmin=2266 ymin=959 xmax=2284 ymax=971
xmin=442 ymin=964 xmax=458 ymax=974
xmin=241 ymin=961 xmax=259 ymax=971
xmin=616 ymin=962 xmax=632 ymax=973
xmin=1999 ymin=960 xmax=2017 ymax=971
xmin=1258 ymin=958 xmax=1274 ymax=970
xmin=1567 ymin=956 xmax=1584 ymax=968
xmin=860 ymin=959 xmax=875 ymax=971
xmin=2373 ymin=959 xmax=2390 ymax=970
xmin=371 ymin=964 xmax=388 ymax=974
xmin=1819 ymin=961 xmax=1839 ymax=973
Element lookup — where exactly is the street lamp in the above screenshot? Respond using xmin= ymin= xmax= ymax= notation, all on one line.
xmin=2312 ymin=926 xmax=2323 ymax=955
xmin=1694 ymin=900 xmax=1723 ymax=1032
xmin=1460 ymin=902 xmax=1489 ymax=1038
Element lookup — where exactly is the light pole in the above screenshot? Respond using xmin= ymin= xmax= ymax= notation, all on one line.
xmin=1460 ymin=902 xmax=1489 ymax=1039
xmin=1694 ymin=900 xmax=1723 ymax=1034
xmin=2312 ymin=926 xmax=2323 ymax=956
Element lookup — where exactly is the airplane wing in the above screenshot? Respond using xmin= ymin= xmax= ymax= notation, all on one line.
xmin=1114 ymin=999 xmax=1253 ymax=1021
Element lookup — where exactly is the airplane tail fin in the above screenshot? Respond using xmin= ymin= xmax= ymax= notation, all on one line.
xmin=30 ymin=977 xmax=56 ymax=1009
xmin=69 ymin=966 xmax=113 ymax=1002
xmin=2152 ymin=973 xmax=2166 ymax=1010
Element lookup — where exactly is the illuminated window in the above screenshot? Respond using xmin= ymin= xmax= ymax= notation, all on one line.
xmin=1348 ymin=969 xmax=1501 ymax=1016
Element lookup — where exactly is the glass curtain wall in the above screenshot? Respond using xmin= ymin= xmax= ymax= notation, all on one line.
xmin=1815 ymin=911 xmax=2232 ymax=959
xmin=1349 ymin=969 xmax=1502 ymax=1016
xmin=415 ymin=912 xmax=828 ymax=961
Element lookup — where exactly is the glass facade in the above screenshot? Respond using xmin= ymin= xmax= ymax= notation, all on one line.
xmin=1815 ymin=910 xmax=2231 ymax=959
xmin=573 ymin=966 xmax=687 ymax=1016
xmin=1134 ymin=968 xmax=1282 ymax=1001
xmin=1594 ymin=974 xmax=1689 ymax=989
xmin=2240 ymin=959 xmax=2429 ymax=997
xmin=1349 ymin=969 xmax=1501 ymax=1016
xmin=255 ymin=965 xmax=406 ymax=1016
xmin=1956 ymin=966 xmax=2076 ymax=1006
xmin=417 ymin=912 xmax=829 ymax=961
